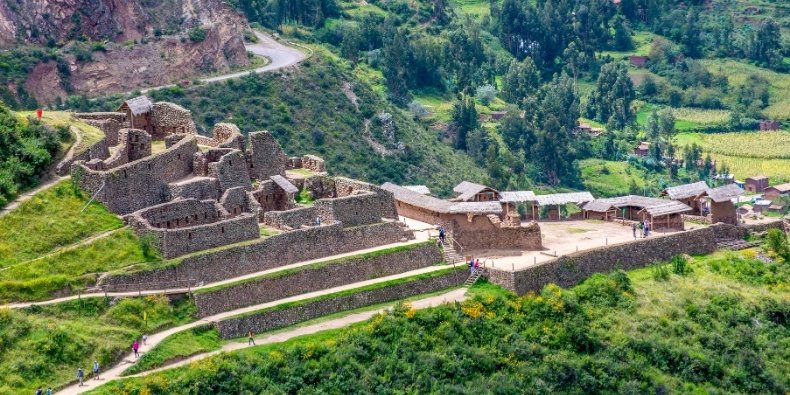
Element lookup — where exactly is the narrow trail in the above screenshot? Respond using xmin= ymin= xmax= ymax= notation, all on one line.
xmin=0 ymin=175 xmax=67 ymax=217
xmin=56 ymin=288 xmax=467 ymax=394
xmin=5 ymin=237 xmax=428 ymax=309
xmin=140 ymin=31 xmax=307 ymax=94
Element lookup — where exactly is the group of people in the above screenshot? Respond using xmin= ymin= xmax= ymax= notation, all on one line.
xmin=468 ymin=257 xmax=481 ymax=274
xmin=34 ymin=387 xmax=53 ymax=395
xmin=75 ymin=360 xmax=101 ymax=388
xmin=631 ymin=221 xmax=651 ymax=239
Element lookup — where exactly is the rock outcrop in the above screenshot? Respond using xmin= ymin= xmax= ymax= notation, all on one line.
xmin=1 ymin=0 xmax=249 ymax=103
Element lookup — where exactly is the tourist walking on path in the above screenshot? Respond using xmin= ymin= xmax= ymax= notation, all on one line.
xmin=468 ymin=258 xmax=475 ymax=274
xmin=248 ymin=330 xmax=256 ymax=346
xmin=439 ymin=227 xmax=446 ymax=244
xmin=132 ymin=340 xmax=140 ymax=358
xmin=142 ymin=334 xmax=148 ymax=345
xmin=46 ymin=387 xmax=53 ymax=395
xmin=473 ymin=259 xmax=480 ymax=273
xmin=77 ymin=367 xmax=84 ymax=387
xmin=93 ymin=360 xmax=100 ymax=380
xmin=36 ymin=387 xmax=42 ymax=395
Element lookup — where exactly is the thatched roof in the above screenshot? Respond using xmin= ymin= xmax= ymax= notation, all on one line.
xmin=447 ymin=202 xmax=502 ymax=215
xmin=703 ymin=184 xmax=743 ymax=203
xmin=768 ymin=183 xmax=790 ymax=193
xmin=453 ymin=181 xmax=497 ymax=202
xmin=638 ymin=201 xmax=692 ymax=216
xmin=534 ymin=191 xmax=595 ymax=206
xmin=382 ymin=182 xmax=502 ymax=215
xmin=118 ymin=95 xmax=153 ymax=116
xmin=662 ymin=181 xmax=709 ymax=200
xmin=270 ymin=175 xmax=298 ymax=194
xmin=404 ymin=185 xmax=431 ymax=195
xmin=581 ymin=200 xmax=616 ymax=212
xmin=499 ymin=191 xmax=536 ymax=203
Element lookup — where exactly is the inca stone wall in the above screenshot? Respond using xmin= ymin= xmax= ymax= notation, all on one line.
xmin=82 ymin=118 xmax=122 ymax=146
xmin=151 ymin=102 xmax=198 ymax=139
xmin=195 ymin=123 xmax=245 ymax=150
xmin=454 ymin=219 xmax=543 ymax=250
xmin=55 ymin=136 xmax=110 ymax=176
xmin=168 ymin=177 xmax=220 ymax=201
xmin=219 ymin=187 xmax=259 ymax=217
xmin=100 ymin=221 xmax=414 ymax=290
xmin=487 ymin=226 xmax=718 ymax=295
xmin=207 ymin=149 xmax=250 ymax=192
xmin=193 ymin=242 xmax=443 ymax=317
xmin=215 ymin=269 xmax=467 ymax=339
xmin=263 ymin=205 xmax=318 ymax=230
xmin=99 ymin=129 xmax=152 ymax=170
xmin=246 ymin=131 xmax=287 ymax=180
xmin=72 ymin=135 xmax=198 ymax=214
xmin=250 ymin=180 xmax=293 ymax=218
xmin=301 ymin=154 xmax=326 ymax=173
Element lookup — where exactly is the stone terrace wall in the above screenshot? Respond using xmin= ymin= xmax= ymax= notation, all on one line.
xmin=151 ymin=102 xmax=198 ymax=138
xmin=215 ymin=269 xmax=467 ymax=339
xmin=82 ymin=118 xmax=122 ymax=146
xmin=263 ymin=205 xmax=318 ymax=230
xmin=72 ymin=135 xmax=198 ymax=214
xmin=100 ymin=221 xmax=414 ymax=290
xmin=314 ymin=192 xmax=387 ymax=228
xmin=743 ymin=220 xmax=785 ymax=234
xmin=99 ymin=129 xmax=152 ymax=170
xmin=246 ymin=131 xmax=286 ymax=180
xmin=455 ymin=221 xmax=543 ymax=251
xmin=196 ymin=123 xmax=245 ymax=150
xmin=194 ymin=242 xmax=442 ymax=317
xmin=168 ymin=177 xmax=220 ymax=201
xmin=56 ymin=136 xmax=110 ymax=176
xmin=487 ymin=226 xmax=717 ymax=295
xmin=207 ymin=149 xmax=250 ymax=192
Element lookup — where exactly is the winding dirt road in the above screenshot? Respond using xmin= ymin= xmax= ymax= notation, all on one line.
xmin=141 ymin=31 xmax=307 ymax=94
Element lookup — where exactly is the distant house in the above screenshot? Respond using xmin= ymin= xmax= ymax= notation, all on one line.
xmin=763 ymin=183 xmax=790 ymax=200
xmin=698 ymin=184 xmax=743 ymax=225
xmin=759 ymin=120 xmax=780 ymax=131
xmin=490 ymin=111 xmax=508 ymax=121
xmin=744 ymin=176 xmax=769 ymax=193
xmin=117 ymin=95 xmax=154 ymax=133
xmin=753 ymin=199 xmax=772 ymax=213
xmin=633 ymin=141 xmax=650 ymax=157
xmin=767 ymin=204 xmax=786 ymax=214
xmin=452 ymin=181 xmax=500 ymax=202
xmin=628 ymin=56 xmax=648 ymax=68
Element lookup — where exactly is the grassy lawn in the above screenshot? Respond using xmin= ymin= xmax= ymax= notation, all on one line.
xmin=0 ymin=295 xmax=197 ymax=394
xmin=0 ymin=181 xmax=123 ymax=268
xmin=450 ymin=0 xmax=490 ymax=19
xmin=579 ymin=159 xmax=646 ymax=197
xmin=0 ymin=228 xmax=159 ymax=303
xmin=123 ymin=324 xmax=221 ymax=376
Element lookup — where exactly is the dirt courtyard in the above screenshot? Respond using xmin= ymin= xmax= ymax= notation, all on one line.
xmin=403 ymin=217 xmax=703 ymax=272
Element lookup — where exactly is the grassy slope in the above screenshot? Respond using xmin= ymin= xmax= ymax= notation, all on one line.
xmin=0 ymin=181 xmax=123 ymax=268
xmin=89 ymin=248 xmax=790 ymax=394
xmin=0 ymin=295 xmax=197 ymax=395
xmin=579 ymin=158 xmax=647 ymax=197
xmin=700 ymin=59 xmax=790 ymax=121
xmin=18 ymin=111 xmax=106 ymax=153
xmin=123 ymin=325 xmax=221 ymax=376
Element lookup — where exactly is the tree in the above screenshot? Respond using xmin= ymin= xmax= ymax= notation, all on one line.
xmin=658 ymin=108 xmax=675 ymax=141
xmin=501 ymin=58 xmax=540 ymax=106
xmin=681 ymin=9 xmax=702 ymax=58
xmin=382 ymin=24 xmax=412 ymax=105
xmin=451 ymin=96 xmax=479 ymax=150
xmin=585 ymin=62 xmax=635 ymax=129
xmin=645 ymin=108 xmax=660 ymax=140
xmin=751 ymin=19 xmax=783 ymax=69
xmin=611 ymin=14 xmax=633 ymax=51
xmin=475 ymin=85 xmax=497 ymax=105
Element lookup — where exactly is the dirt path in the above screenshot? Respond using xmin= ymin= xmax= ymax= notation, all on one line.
xmin=56 ymin=288 xmax=467 ymax=394
xmin=141 ymin=31 xmax=307 ymax=94
xmin=0 ymin=175 xmax=68 ymax=217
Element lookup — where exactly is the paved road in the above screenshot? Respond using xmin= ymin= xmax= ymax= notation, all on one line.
xmin=141 ymin=31 xmax=307 ymax=94
xmin=56 ymin=286 xmax=466 ymax=394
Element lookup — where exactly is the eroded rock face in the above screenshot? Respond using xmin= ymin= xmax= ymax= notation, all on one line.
xmin=3 ymin=0 xmax=249 ymax=103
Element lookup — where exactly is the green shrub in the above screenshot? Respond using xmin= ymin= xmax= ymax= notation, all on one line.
xmin=652 ymin=264 xmax=670 ymax=281
xmin=671 ymin=255 xmax=691 ymax=275
xmin=187 ymin=27 xmax=207 ymax=42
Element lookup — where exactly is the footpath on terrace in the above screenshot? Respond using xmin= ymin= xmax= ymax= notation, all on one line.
xmin=55 ymin=288 xmax=467 ymax=395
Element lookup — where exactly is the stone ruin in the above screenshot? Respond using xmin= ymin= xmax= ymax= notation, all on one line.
xmin=71 ymin=104 xmax=404 ymax=259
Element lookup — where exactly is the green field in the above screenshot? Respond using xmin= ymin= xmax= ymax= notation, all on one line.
xmin=700 ymin=59 xmax=790 ymax=121
xmin=579 ymin=159 xmax=646 ymax=197
xmin=675 ymin=131 xmax=790 ymax=182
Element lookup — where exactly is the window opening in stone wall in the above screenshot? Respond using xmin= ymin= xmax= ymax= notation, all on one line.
xmin=188 ymin=233 xmax=192 ymax=240
xmin=221 ymin=227 xmax=225 ymax=233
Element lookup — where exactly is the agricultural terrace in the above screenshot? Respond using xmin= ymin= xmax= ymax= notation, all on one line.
xmin=700 ymin=59 xmax=790 ymax=121
xmin=675 ymin=131 xmax=790 ymax=182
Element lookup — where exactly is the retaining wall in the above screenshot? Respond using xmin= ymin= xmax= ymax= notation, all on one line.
xmin=100 ymin=221 xmax=414 ymax=290
xmin=215 ymin=268 xmax=467 ymax=339
xmin=487 ymin=226 xmax=718 ymax=295
xmin=263 ymin=205 xmax=318 ymax=229
xmin=193 ymin=242 xmax=442 ymax=317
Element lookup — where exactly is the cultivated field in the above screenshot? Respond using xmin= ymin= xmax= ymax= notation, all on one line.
xmin=675 ymin=131 xmax=790 ymax=181
xmin=700 ymin=59 xmax=790 ymax=121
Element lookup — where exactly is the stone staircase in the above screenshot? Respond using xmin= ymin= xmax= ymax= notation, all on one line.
xmin=463 ymin=270 xmax=483 ymax=287
xmin=716 ymin=238 xmax=758 ymax=251
xmin=439 ymin=238 xmax=464 ymax=264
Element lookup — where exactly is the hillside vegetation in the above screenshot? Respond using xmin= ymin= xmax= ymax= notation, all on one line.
xmin=0 ymin=295 xmax=196 ymax=395
xmin=91 ymin=246 xmax=790 ymax=394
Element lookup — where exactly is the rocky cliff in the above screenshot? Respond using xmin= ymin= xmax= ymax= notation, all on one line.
xmin=1 ymin=0 xmax=249 ymax=104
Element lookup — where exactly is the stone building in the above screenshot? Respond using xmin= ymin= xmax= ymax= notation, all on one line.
xmin=382 ymin=182 xmax=543 ymax=251
xmin=452 ymin=181 xmax=500 ymax=202
xmin=698 ymin=184 xmax=742 ymax=225
xmin=633 ymin=141 xmax=650 ymax=157
xmin=763 ymin=183 xmax=790 ymax=200
xmin=117 ymin=96 xmax=154 ymax=133
xmin=246 ymin=131 xmax=287 ymax=180
xmin=745 ymin=176 xmax=769 ymax=193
